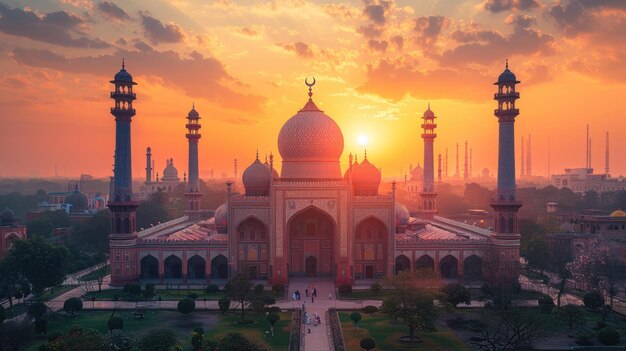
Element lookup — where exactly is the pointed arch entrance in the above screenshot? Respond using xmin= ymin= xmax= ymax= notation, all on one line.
xmin=354 ymin=217 xmax=388 ymax=279
xmin=288 ymin=207 xmax=335 ymax=277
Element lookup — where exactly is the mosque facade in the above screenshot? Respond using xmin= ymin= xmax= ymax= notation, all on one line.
xmin=107 ymin=63 xmax=522 ymax=287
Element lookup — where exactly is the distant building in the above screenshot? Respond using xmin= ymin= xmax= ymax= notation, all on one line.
xmin=140 ymin=154 xmax=182 ymax=199
xmin=551 ymin=168 xmax=626 ymax=193
xmin=0 ymin=208 xmax=27 ymax=259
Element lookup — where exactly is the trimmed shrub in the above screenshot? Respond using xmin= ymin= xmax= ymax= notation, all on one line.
xmin=28 ymin=301 xmax=48 ymax=320
xmin=218 ymin=298 xmax=231 ymax=315
xmin=266 ymin=306 xmax=280 ymax=314
xmin=143 ymin=283 xmax=156 ymax=298
xmin=371 ymin=282 xmax=382 ymax=294
xmin=123 ymin=283 xmax=141 ymax=296
xmin=187 ymin=292 xmax=198 ymax=300
xmin=272 ymin=284 xmax=285 ymax=298
xmin=338 ymin=284 xmax=352 ymax=295
xmin=538 ymin=295 xmax=555 ymax=313
xmin=178 ymin=297 xmax=196 ymax=315
xmin=205 ymin=284 xmax=219 ymax=294
xmin=254 ymin=284 xmax=264 ymax=295
xmin=262 ymin=295 xmax=276 ymax=306
xmin=360 ymin=337 xmax=376 ymax=351
xmin=63 ymin=297 xmax=83 ymax=316
xmin=362 ymin=305 xmax=378 ymax=314
xmin=350 ymin=312 xmax=362 ymax=330
xmin=583 ymin=291 xmax=603 ymax=309
xmin=597 ymin=327 xmax=620 ymax=346
xmin=108 ymin=316 xmax=124 ymax=330
xmin=267 ymin=312 xmax=280 ymax=327
xmin=575 ymin=334 xmax=593 ymax=346
xmin=441 ymin=283 xmax=471 ymax=307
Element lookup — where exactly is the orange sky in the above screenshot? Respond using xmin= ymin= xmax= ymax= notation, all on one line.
xmin=1 ymin=0 xmax=625 ymax=180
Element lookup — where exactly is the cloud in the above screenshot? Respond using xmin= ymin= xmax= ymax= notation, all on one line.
xmin=504 ymin=14 xmax=536 ymax=28
xmin=481 ymin=0 xmax=540 ymax=13
xmin=277 ymin=42 xmax=314 ymax=58
xmin=367 ymin=39 xmax=388 ymax=52
xmin=441 ymin=23 xmax=554 ymax=66
xmin=321 ymin=3 xmax=360 ymax=21
xmin=11 ymin=48 xmax=265 ymax=112
xmin=0 ymin=2 xmax=109 ymax=48
xmin=97 ymin=2 xmax=130 ymax=21
xmin=134 ymin=40 xmax=152 ymax=52
xmin=390 ymin=35 xmax=403 ymax=50
xmin=548 ymin=0 xmax=626 ymax=36
xmin=140 ymin=13 xmax=185 ymax=44
xmin=357 ymin=24 xmax=383 ymax=38
xmin=413 ymin=15 xmax=450 ymax=47
xmin=357 ymin=59 xmax=493 ymax=101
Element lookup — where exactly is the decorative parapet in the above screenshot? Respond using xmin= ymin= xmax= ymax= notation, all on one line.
xmin=396 ymin=237 xmax=491 ymax=245
xmin=353 ymin=195 xmax=393 ymax=202
xmin=289 ymin=309 xmax=302 ymax=351
xmin=276 ymin=180 xmax=348 ymax=187
xmin=137 ymin=237 xmax=228 ymax=245
xmin=230 ymin=194 xmax=270 ymax=203
xmin=137 ymin=216 xmax=189 ymax=238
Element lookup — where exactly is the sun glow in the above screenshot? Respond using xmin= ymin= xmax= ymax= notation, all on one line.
xmin=358 ymin=134 xmax=369 ymax=147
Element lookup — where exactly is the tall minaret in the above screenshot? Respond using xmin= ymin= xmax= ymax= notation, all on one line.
xmin=108 ymin=60 xmax=139 ymax=286
xmin=185 ymin=103 xmax=202 ymax=217
xmin=145 ymin=147 xmax=152 ymax=184
xmin=527 ymin=134 xmax=532 ymax=176
xmin=519 ymin=137 xmax=526 ymax=178
xmin=420 ymin=103 xmax=438 ymax=217
xmin=463 ymin=140 xmax=469 ymax=181
xmin=605 ymin=131 xmax=610 ymax=175
xmin=490 ymin=60 xmax=522 ymax=282
xmin=455 ymin=143 xmax=460 ymax=177
xmin=437 ymin=153 xmax=442 ymax=183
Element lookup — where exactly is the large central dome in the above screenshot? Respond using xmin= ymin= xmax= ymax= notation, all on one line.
xmin=277 ymin=84 xmax=344 ymax=179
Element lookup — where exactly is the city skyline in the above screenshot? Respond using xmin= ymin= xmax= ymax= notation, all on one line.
xmin=1 ymin=0 xmax=625 ymax=178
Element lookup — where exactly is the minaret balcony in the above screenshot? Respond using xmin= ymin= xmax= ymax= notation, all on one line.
xmin=186 ymin=124 xmax=202 ymax=130
xmin=494 ymin=108 xmax=519 ymax=116
xmin=494 ymin=92 xmax=519 ymax=99
xmin=111 ymin=107 xmax=136 ymax=115
xmin=421 ymin=123 xmax=437 ymax=129
xmin=110 ymin=92 xmax=137 ymax=99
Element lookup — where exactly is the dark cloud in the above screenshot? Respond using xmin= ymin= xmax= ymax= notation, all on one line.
xmin=97 ymin=2 xmax=131 ymax=21
xmin=134 ymin=40 xmax=152 ymax=52
xmin=115 ymin=37 xmax=127 ymax=46
xmin=548 ymin=0 xmax=626 ymax=36
xmin=237 ymin=27 xmax=259 ymax=37
xmin=357 ymin=24 xmax=383 ymax=38
xmin=140 ymin=13 xmax=185 ymax=44
xmin=413 ymin=16 xmax=450 ymax=47
xmin=504 ymin=14 xmax=536 ymax=28
xmin=277 ymin=42 xmax=313 ymax=58
xmin=11 ymin=48 xmax=265 ymax=112
xmin=0 ymin=2 xmax=109 ymax=48
xmin=357 ymin=59 xmax=492 ymax=101
xmin=441 ymin=24 xmax=554 ymax=66
xmin=367 ymin=39 xmax=388 ymax=52
xmin=482 ymin=0 xmax=540 ymax=13
xmin=390 ymin=35 xmax=403 ymax=50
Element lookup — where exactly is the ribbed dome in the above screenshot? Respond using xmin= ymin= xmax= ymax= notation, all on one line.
xmin=65 ymin=188 xmax=88 ymax=213
xmin=1 ymin=208 xmax=15 ymax=226
xmin=610 ymin=209 xmax=626 ymax=217
xmin=351 ymin=157 xmax=381 ymax=196
xmin=277 ymin=88 xmax=344 ymax=179
xmin=242 ymin=158 xmax=270 ymax=196
xmin=162 ymin=158 xmax=179 ymax=181
xmin=114 ymin=66 xmax=133 ymax=82
xmin=497 ymin=61 xmax=518 ymax=83
xmin=424 ymin=107 xmax=434 ymax=118
xmin=215 ymin=203 xmax=228 ymax=234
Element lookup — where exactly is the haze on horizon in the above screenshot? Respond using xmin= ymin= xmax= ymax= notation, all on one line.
xmin=0 ymin=0 xmax=624 ymax=179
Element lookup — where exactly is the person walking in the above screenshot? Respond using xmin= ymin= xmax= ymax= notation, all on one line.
xmin=305 ymin=288 xmax=309 ymax=297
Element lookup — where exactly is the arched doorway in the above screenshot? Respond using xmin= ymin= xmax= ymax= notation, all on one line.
xmin=464 ymin=255 xmax=483 ymax=280
xmin=305 ymin=256 xmax=317 ymax=276
xmin=187 ymin=255 xmax=206 ymax=280
xmin=164 ymin=255 xmax=182 ymax=279
xmin=395 ymin=255 xmax=410 ymax=274
xmin=440 ymin=255 xmax=458 ymax=279
xmin=236 ymin=217 xmax=269 ymax=280
xmin=211 ymin=255 xmax=228 ymax=280
xmin=288 ymin=207 xmax=335 ymax=277
xmin=140 ymin=255 xmax=159 ymax=279
xmin=415 ymin=255 xmax=435 ymax=272
xmin=355 ymin=217 xmax=388 ymax=279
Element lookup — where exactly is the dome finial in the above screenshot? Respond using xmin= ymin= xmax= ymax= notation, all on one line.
xmin=192 ymin=101 xmax=195 ymax=109
xmin=256 ymin=149 xmax=259 ymax=160
xmin=305 ymin=77 xmax=316 ymax=101
xmin=428 ymin=102 xmax=430 ymax=110
xmin=364 ymin=148 xmax=367 ymax=159
xmin=122 ymin=58 xmax=125 ymax=69
xmin=505 ymin=58 xmax=509 ymax=69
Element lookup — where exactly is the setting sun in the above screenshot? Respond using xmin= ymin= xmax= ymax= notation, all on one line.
xmin=358 ymin=134 xmax=369 ymax=147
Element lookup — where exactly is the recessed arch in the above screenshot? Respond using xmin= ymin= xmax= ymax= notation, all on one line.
xmin=440 ymin=254 xmax=458 ymax=279
xmin=415 ymin=254 xmax=435 ymax=271
xmin=211 ymin=254 xmax=228 ymax=280
xmin=140 ymin=255 xmax=159 ymax=279
xmin=395 ymin=254 xmax=410 ymax=274
xmin=463 ymin=255 xmax=483 ymax=280
xmin=187 ymin=255 xmax=206 ymax=280
xmin=164 ymin=255 xmax=182 ymax=279
xmin=355 ymin=216 xmax=388 ymax=279
xmin=288 ymin=206 xmax=335 ymax=277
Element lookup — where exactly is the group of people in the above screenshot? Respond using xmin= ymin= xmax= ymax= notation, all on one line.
xmin=293 ymin=285 xmax=326 ymax=303
xmin=304 ymin=312 xmax=321 ymax=328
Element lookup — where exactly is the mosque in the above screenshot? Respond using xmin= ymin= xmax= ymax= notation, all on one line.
xmin=107 ymin=62 xmax=522 ymax=287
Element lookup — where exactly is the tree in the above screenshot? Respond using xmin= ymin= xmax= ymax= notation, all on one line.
xmin=63 ymin=297 xmax=83 ymax=316
xmin=108 ymin=316 xmax=124 ymax=331
xmin=549 ymin=240 xmax=573 ymax=308
xmin=136 ymin=192 xmax=171 ymax=230
xmin=267 ymin=312 xmax=280 ymax=335
xmin=225 ymin=275 xmax=254 ymax=323
xmin=556 ymin=304 xmax=584 ymax=334
xmin=360 ymin=337 xmax=376 ymax=351
xmin=69 ymin=209 xmax=111 ymax=253
xmin=177 ymin=297 xmax=196 ymax=315
xmin=482 ymin=248 xmax=520 ymax=311
xmin=0 ymin=305 xmax=4 ymax=324
xmin=27 ymin=301 xmax=48 ymax=321
xmin=0 ymin=318 xmax=33 ymax=351
xmin=350 ymin=312 xmax=362 ymax=331
xmin=39 ymin=327 xmax=107 ymax=351
xmin=138 ymin=329 xmax=178 ymax=351
xmin=441 ymin=283 xmax=471 ymax=307
xmin=469 ymin=309 xmax=544 ymax=351
xmin=522 ymin=238 xmax=551 ymax=274
xmin=218 ymin=298 xmax=231 ymax=315
xmin=5 ymin=237 xmax=70 ymax=295
xmin=26 ymin=210 xmax=71 ymax=238
xmin=202 ymin=333 xmax=264 ymax=351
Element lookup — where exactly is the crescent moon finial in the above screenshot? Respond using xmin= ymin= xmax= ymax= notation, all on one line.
xmin=305 ymin=76 xmax=316 ymax=88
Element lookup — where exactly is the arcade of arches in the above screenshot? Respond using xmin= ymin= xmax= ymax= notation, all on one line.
xmin=394 ymin=253 xmax=483 ymax=281
xmin=139 ymin=254 xmax=229 ymax=282
xmin=236 ymin=217 xmax=269 ymax=280
xmin=289 ymin=208 xmax=334 ymax=277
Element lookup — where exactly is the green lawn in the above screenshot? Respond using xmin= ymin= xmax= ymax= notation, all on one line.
xmin=338 ymin=289 xmax=387 ymax=300
xmin=78 ymin=265 xmax=110 ymax=282
xmin=26 ymin=310 xmax=292 ymax=350
xmin=83 ymin=288 xmax=225 ymax=301
xmin=339 ymin=311 xmax=470 ymax=351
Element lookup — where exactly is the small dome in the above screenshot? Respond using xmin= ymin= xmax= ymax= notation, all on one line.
xmin=423 ymin=106 xmax=434 ymax=118
xmin=610 ymin=209 xmax=626 ymax=217
xmin=162 ymin=158 xmax=179 ymax=181
xmin=65 ymin=187 xmax=88 ymax=213
xmin=242 ymin=158 xmax=271 ymax=196
xmin=264 ymin=162 xmax=279 ymax=180
xmin=215 ymin=203 xmax=228 ymax=234
xmin=497 ymin=61 xmax=517 ymax=83
xmin=1 ymin=208 xmax=15 ymax=226
xmin=146 ymin=147 xmax=151 ymax=153
xmin=351 ymin=157 xmax=381 ymax=196
xmin=188 ymin=106 xmax=199 ymax=118
xmin=395 ymin=203 xmax=410 ymax=226
xmin=411 ymin=164 xmax=423 ymax=181
xmin=113 ymin=65 xmax=133 ymax=82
